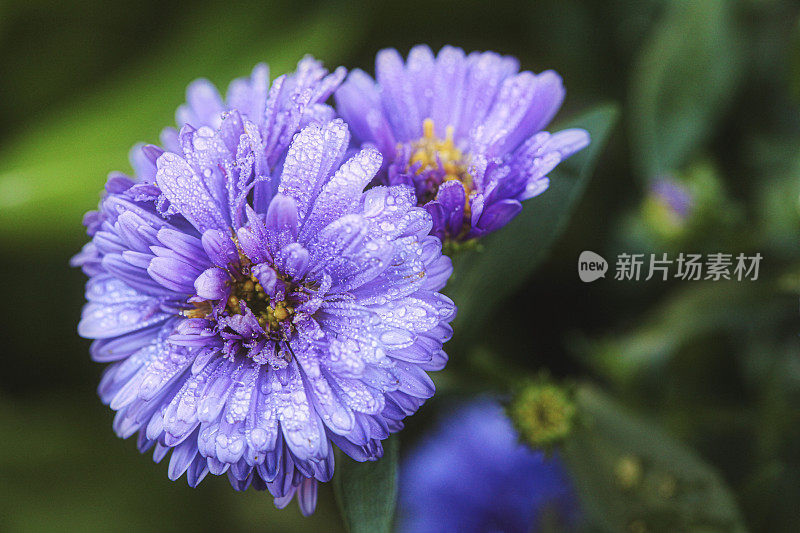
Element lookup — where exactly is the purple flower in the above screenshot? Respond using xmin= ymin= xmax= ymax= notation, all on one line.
xmin=399 ymin=399 xmax=580 ymax=532
xmin=335 ymin=45 xmax=590 ymax=242
xmin=73 ymin=64 xmax=456 ymax=515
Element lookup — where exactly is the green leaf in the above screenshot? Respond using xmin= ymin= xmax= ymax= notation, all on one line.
xmin=629 ymin=0 xmax=742 ymax=180
xmin=0 ymin=3 xmax=362 ymax=248
xmin=563 ymin=385 xmax=748 ymax=533
xmin=334 ymin=437 xmax=399 ymax=533
xmin=445 ymin=104 xmax=619 ymax=334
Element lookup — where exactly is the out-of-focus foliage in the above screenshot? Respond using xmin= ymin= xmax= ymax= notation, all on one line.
xmin=563 ymin=386 xmax=747 ymax=532
xmin=1 ymin=0 xmax=799 ymax=531
xmin=0 ymin=2 xmax=363 ymax=245
xmin=0 ymin=394 xmax=345 ymax=532
xmin=629 ymin=0 xmax=742 ymax=181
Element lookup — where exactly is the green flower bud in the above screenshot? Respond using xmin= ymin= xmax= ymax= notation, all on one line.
xmin=507 ymin=380 xmax=576 ymax=451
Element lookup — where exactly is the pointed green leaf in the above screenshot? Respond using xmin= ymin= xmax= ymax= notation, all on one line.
xmin=563 ymin=386 xmax=748 ymax=533
xmin=629 ymin=0 xmax=742 ymax=180
xmin=334 ymin=437 xmax=399 ymax=533
xmin=445 ymin=104 xmax=619 ymax=334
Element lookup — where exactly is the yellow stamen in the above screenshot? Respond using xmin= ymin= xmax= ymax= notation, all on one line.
xmin=272 ymin=304 xmax=289 ymax=321
xmin=423 ymin=117 xmax=435 ymax=139
xmin=406 ymin=118 xmax=473 ymax=215
xmin=183 ymin=300 xmax=212 ymax=319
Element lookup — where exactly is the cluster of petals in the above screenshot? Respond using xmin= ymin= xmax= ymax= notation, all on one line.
xmin=74 ymin=57 xmax=454 ymax=514
xmin=336 ymin=45 xmax=589 ymax=241
xmin=75 ymin=45 xmax=588 ymax=516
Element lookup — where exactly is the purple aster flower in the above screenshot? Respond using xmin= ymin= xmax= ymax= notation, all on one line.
xmin=399 ymin=399 xmax=580 ymax=533
xmin=73 ymin=64 xmax=456 ymax=515
xmin=335 ymin=45 xmax=590 ymax=242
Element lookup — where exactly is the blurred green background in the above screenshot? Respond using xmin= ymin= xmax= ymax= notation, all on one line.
xmin=1 ymin=0 xmax=799 ymax=531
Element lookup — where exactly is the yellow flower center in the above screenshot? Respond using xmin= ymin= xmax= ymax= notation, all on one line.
xmin=182 ymin=257 xmax=295 ymax=332
xmin=407 ymin=118 xmax=473 ymax=206
xmin=224 ymin=272 xmax=295 ymax=331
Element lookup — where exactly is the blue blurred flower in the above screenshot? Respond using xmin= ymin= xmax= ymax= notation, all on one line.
xmin=399 ymin=399 xmax=580 ymax=532
xmin=335 ymin=45 xmax=590 ymax=242
xmin=72 ymin=61 xmax=456 ymax=515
